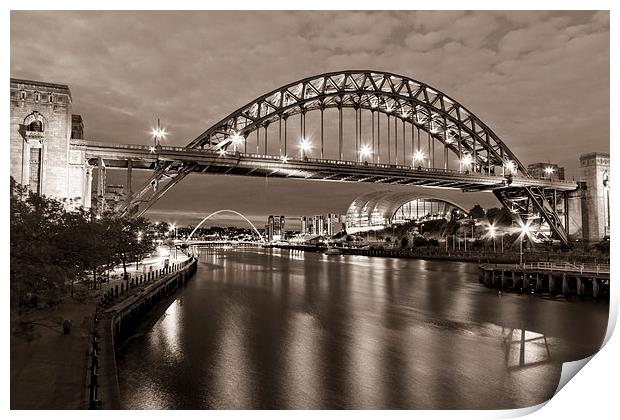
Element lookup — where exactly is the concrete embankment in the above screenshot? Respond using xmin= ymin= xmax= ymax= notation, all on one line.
xmin=86 ymin=257 xmax=198 ymax=409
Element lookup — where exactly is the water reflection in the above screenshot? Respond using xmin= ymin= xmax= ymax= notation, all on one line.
xmin=117 ymin=248 xmax=608 ymax=409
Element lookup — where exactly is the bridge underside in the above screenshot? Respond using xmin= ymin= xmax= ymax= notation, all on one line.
xmin=73 ymin=141 xmax=577 ymax=248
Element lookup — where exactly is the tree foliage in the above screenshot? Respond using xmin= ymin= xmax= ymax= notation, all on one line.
xmin=10 ymin=178 xmax=159 ymax=312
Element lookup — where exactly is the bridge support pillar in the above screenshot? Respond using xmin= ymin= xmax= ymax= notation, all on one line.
xmin=96 ymin=157 xmax=106 ymax=214
xmin=562 ymin=273 xmax=569 ymax=295
xmin=125 ymin=159 xmax=133 ymax=209
xmin=501 ymin=271 xmax=507 ymax=289
xmin=548 ymin=274 xmax=555 ymax=293
xmin=536 ymin=273 xmax=542 ymax=292
xmin=593 ymin=279 xmax=600 ymax=298
xmin=577 ymin=277 xmax=583 ymax=296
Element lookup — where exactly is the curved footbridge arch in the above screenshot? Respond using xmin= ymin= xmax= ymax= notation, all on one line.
xmin=185 ymin=209 xmax=266 ymax=244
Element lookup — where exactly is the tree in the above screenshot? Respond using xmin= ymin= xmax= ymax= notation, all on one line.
xmin=486 ymin=207 xmax=513 ymax=226
xmin=468 ymin=204 xmax=486 ymax=220
xmin=10 ymin=177 xmax=159 ymax=313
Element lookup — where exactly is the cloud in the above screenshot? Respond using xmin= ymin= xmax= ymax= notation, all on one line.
xmin=10 ymin=11 xmax=609 ymax=222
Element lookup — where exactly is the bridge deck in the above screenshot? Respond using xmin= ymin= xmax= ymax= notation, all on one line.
xmin=71 ymin=140 xmax=577 ymax=192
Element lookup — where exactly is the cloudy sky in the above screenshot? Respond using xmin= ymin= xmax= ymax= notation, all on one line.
xmin=11 ymin=11 xmax=609 ymax=227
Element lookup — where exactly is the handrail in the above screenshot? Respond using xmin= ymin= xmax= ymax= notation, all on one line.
xmin=71 ymin=140 xmax=577 ymax=186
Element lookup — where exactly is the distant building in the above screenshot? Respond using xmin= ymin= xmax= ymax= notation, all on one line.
xmin=267 ymin=215 xmax=285 ymax=241
xmin=298 ymin=213 xmax=344 ymax=236
xmin=527 ymin=162 xmax=565 ymax=180
xmin=71 ymin=114 xmax=84 ymax=139
xmin=345 ymin=191 xmax=468 ymax=234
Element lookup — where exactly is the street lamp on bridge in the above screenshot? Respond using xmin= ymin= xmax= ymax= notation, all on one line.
xmin=413 ymin=150 xmax=425 ymax=167
xmin=544 ymin=166 xmax=555 ymax=178
xmin=230 ymin=131 xmax=245 ymax=152
xmin=460 ymin=154 xmax=473 ymax=173
xmin=151 ymin=118 xmax=166 ymax=152
xmin=359 ymin=145 xmax=372 ymax=163
xmin=299 ymin=138 xmax=312 ymax=159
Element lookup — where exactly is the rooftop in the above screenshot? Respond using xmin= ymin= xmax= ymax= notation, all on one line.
xmin=10 ymin=78 xmax=71 ymax=92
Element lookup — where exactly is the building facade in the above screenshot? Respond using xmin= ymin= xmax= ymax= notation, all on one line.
xmin=267 ymin=215 xmax=285 ymax=242
xmin=10 ymin=78 xmax=92 ymax=209
xmin=527 ymin=162 xmax=565 ymax=180
xmin=345 ymin=191 xmax=468 ymax=234
xmin=579 ymin=152 xmax=610 ymax=241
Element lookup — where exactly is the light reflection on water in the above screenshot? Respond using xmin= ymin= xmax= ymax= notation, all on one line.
xmin=117 ymin=247 xmax=608 ymax=409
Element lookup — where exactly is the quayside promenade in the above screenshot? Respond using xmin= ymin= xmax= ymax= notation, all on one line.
xmin=10 ymin=254 xmax=195 ymax=410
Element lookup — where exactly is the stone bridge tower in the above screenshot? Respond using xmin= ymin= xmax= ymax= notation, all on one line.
xmin=10 ymin=78 xmax=92 ymax=209
xmin=579 ymin=152 xmax=610 ymax=242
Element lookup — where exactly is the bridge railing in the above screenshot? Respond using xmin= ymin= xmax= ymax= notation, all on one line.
xmin=72 ymin=140 xmax=577 ymax=186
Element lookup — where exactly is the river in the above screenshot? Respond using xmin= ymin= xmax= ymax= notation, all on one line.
xmin=117 ymin=247 xmax=608 ymax=409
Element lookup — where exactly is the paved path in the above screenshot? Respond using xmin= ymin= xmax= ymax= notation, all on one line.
xmin=10 ymin=252 xmax=190 ymax=409
xmin=10 ymin=291 xmax=98 ymax=409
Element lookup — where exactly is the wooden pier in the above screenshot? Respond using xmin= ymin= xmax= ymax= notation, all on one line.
xmin=479 ymin=262 xmax=610 ymax=298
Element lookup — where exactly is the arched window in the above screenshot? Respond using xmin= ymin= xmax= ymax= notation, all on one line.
xmin=28 ymin=120 xmax=43 ymax=132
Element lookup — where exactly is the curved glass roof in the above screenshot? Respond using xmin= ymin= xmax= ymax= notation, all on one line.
xmin=345 ymin=191 xmax=468 ymax=233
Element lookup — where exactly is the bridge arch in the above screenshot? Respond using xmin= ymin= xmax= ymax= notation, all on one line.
xmin=187 ymin=70 xmax=527 ymax=175
xmin=185 ymin=209 xmax=266 ymax=243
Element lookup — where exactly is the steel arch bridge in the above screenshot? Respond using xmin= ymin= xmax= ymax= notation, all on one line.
xmin=185 ymin=209 xmax=266 ymax=243
xmin=78 ymin=70 xmax=577 ymax=247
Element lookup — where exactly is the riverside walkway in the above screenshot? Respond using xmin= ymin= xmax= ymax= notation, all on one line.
xmin=10 ymin=253 xmax=193 ymax=410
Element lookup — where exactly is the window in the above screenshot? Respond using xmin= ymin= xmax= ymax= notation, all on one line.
xmin=28 ymin=120 xmax=43 ymax=132
xmin=20 ymin=90 xmax=26 ymax=100
xmin=34 ymin=91 xmax=40 ymax=102
xmin=29 ymin=148 xmax=42 ymax=194
xmin=48 ymin=94 xmax=54 ymax=103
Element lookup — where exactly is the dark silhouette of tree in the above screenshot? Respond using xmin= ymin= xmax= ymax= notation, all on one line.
xmin=485 ymin=207 xmax=513 ymax=226
xmin=10 ymin=177 xmax=159 ymax=313
xmin=468 ymin=204 xmax=486 ymax=220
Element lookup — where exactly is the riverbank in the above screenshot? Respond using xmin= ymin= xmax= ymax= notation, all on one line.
xmin=271 ymin=243 xmax=609 ymax=265
xmin=91 ymin=257 xmax=198 ymax=409
xmin=10 ymin=255 xmax=194 ymax=410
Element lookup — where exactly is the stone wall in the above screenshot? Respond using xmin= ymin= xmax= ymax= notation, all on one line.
xmin=10 ymin=78 xmax=91 ymax=209
xmin=579 ymin=152 xmax=610 ymax=242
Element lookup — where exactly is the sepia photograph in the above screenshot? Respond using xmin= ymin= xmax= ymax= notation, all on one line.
xmin=8 ymin=6 xmax=612 ymax=412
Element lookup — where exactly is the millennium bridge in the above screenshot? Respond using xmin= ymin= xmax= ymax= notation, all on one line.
xmin=74 ymin=70 xmax=578 ymax=247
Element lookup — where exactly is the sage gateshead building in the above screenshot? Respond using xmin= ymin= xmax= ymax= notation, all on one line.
xmin=345 ymin=191 xmax=468 ymax=234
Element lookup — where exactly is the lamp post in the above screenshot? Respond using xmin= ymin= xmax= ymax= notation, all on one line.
xmin=413 ymin=150 xmax=425 ymax=168
xmin=359 ymin=145 xmax=372 ymax=163
xmin=519 ymin=223 xmax=531 ymax=266
xmin=299 ymin=138 xmax=312 ymax=160
xmin=230 ymin=131 xmax=244 ymax=153
xmin=488 ymin=225 xmax=496 ymax=253
xmin=151 ymin=118 xmax=166 ymax=151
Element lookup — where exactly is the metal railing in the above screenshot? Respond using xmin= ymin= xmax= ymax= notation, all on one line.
xmin=71 ymin=140 xmax=576 ymax=187
xmin=482 ymin=262 xmax=610 ymax=275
